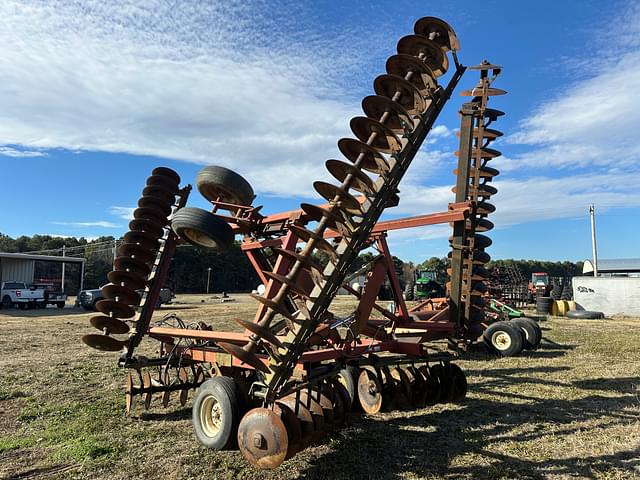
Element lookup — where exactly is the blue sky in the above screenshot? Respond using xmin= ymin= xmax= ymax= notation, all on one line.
xmin=1 ymin=0 xmax=639 ymax=263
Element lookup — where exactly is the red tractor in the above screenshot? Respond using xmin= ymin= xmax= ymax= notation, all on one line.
xmin=528 ymin=272 xmax=550 ymax=302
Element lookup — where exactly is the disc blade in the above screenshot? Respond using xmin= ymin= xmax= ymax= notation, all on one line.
xmin=237 ymin=408 xmax=289 ymax=470
xmin=89 ymin=315 xmax=130 ymax=334
xmin=95 ymin=299 xmax=136 ymax=319
xmin=234 ymin=318 xmax=284 ymax=349
xmin=350 ymin=116 xmax=403 ymax=154
xmin=82 ymin=334 xmax=127 ymax=352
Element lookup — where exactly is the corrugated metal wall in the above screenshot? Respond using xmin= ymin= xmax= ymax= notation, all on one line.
xmin=1 ymin=259 xmax=35 ymax=284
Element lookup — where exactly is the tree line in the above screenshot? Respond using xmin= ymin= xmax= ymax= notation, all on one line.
xmin=0 ymin=233 xmax=584 ymax=294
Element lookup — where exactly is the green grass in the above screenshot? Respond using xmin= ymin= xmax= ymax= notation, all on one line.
xmin=0 ymin=300 xmax=639 ymax=479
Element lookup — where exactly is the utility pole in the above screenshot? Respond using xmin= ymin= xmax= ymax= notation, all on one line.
xmin=61 ymin=245 xmax=66 ymax=292
xmin=206 ymin=267 xmax=212 ymax=294
xmin=589 ymin=204 xmax=598 ymax=277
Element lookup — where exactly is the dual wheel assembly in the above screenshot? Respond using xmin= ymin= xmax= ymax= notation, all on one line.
xmin=482 ymin=317 xmax=542 ymax=356
xmin=191 ymin=362 xmax=467 ymax=469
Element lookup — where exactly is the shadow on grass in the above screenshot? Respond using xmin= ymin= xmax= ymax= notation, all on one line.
xmin=297 ymin=374 xmax=639 ymax=480
xmin=139 ymin=408 xmax=191 ymax=422
xmin=0 ymin=306 xmax=89 ymax=318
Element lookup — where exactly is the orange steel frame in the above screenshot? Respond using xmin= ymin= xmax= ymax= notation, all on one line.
xmin=142 ymin=199 xmax=472 ymax=372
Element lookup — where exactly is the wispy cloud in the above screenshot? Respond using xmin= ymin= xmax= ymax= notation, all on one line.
xmin=52 ymin=221 xmax=120 ymax=228
xmin=109 ymin=206 xmax=135 ymax=221
xmin=0 ymin=146 xmax=46 ymax=158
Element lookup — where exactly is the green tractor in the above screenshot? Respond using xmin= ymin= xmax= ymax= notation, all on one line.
xmin=405 ymin=270 xmax=445 ymax=301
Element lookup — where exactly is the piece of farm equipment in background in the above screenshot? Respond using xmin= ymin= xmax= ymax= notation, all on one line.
xmin=404 ymin=269 xmax=444 ymax=300
xmin=528 ymin=272 xmax=551 ymax=300
xmin=80 ymin=16 xmax=530 ymax=469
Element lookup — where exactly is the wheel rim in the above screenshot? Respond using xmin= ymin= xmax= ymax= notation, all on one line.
xmin=200 ymin=394 xmax=223 ymax=437
xmin=492 ymin=331 xmax=511 ymax=350
xmin=183 ymin=228 xmax=219 ymax=249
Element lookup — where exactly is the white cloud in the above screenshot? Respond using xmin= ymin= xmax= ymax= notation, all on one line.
xmin=52 ymin=221 xmax=120 ymax=228
xmin=0 ymin=146 xmax=46 ymax=158
xmin=0 ymin=0 xmax=389 ymax=197
xmin=109 ymin=206 xmax=135 ymax=221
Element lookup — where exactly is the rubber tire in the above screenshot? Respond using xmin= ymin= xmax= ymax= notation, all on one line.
xmin=483 ymin=321 xmax=524 ymax=357
xmin=337 ymin=366 xmax=358 ymax=410
xmin=0 ymin=295 xmax=11 ymax=309
xmin=512 ymin=317 xmax=541 ymax=350
xmin=404 ymin=281 xmax=414 ymax=301
xmin=57 ymin=302 xmax=65 ymax=309
xmin=171 ymin=207 xmax=234 ymax=251
xmin=566 ymin=310 xmax=604 ymax=319
xmin=192 ymin=376 xmax=243 ymax=450
xmin=196 ymin=166 xmax=255 ymax=206
xmin=536 ymin=296 xmax=552 ymax=314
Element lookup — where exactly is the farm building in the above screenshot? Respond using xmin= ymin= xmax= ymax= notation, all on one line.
xmin=582 ymin=258 xmax=640 ymax=277
xmin=0 ymin=252 xmax=85 ymax=294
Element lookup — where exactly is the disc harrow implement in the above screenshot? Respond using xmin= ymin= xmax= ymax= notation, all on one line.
xmin=80 ymin=15 xmax=508 ymax=471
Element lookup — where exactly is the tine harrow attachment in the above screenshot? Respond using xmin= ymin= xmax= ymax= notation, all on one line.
xmin=81 ymin=15 xmax=506 ymax=471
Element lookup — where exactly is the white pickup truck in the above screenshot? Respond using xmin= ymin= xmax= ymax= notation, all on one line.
xmin=1 ymin=282 xmax=46 ymax=309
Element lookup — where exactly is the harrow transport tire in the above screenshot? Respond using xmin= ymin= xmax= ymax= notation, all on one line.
xmin=192 ymin=376 xmax=243 ymax=450
xmin=483 ymin=321 xmax=524 ymax=357
xmin=336 ymin=366 xmax=358 ymax=410
xmin=566 ymin=310 xmax=605 ymax=320
xmin=172 ymin=207 xmax=234 ymax=251
xmin=512 ymin=317 xmax=541 ymax=350
xmin=196 ymin=166 xmax=255 ymax=206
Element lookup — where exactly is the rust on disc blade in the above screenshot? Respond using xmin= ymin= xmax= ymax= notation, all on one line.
xmin=107 ymin=269 xmax=147 ymax=291
xmin=468 ymin=217 xmax=494 ymax=232
xmin=274 ymin=248 xmax=324 ymax=274
xmin=101 ymin=284 xmax=141 ymax=306
xmin=300 ymin=203 xmax=353 ymax=236
xmin=262 ymin=271 xmax=314 ymax=300
xmin=151 ymin=166 xmax=181 ymax=185
xmin=454 ymin=166 xmax=500 ymax=179
xmin=325 ymin=159 xmax=376 ymax=197
xmin=350 ymin=116 xmax=403 ymax=155
xmin=337 ymin=138 xmax=390 ymax=175
xmin=373 ymin=74 xmax=428 ymax=117
xmin=238 ymin=408 xmax=289 ymax=470
xmin=458 ymin=127 xmax=503 ymax=140
xmin=116 ymin=243 xmax=156 ymax=266
xmin=476 ymin=201 xmax=496 ymax=215
xmin=234 ymin=317 xmax=284 ymax=349
xmin=468 ymin=62 xmax=502 ymax=71
xmin=125 ymin=371 xmax=134 ymax=414
xmin=129 ymin=217 xmax=164 ymax=238
xmin=273 ymin=402 xmax=302 ymax=459
xmin=90 ymin=315 xmax=130 ymax=334
xmin=297 ymin=391 xmax=325 ymax=441
xmin=123 ymin=230 xmax=160 ymax=251
xmin=413 ymin=16 xmax=460 ymax=52
xmin=95 ymin=299 xmax=136 ymax=319
xmin=287 ymin=224 xmax=338 ymax=263
xmin=218 ymin=342 xmax=270 ymax=374
xmin=483 ymin=108 xmax=506 ymax=120
xmin=146 ymin=174 xmax=179 ymax=195
xmin=143 ymin=371 xmax=152 ymax=410
xmin=450 ymin=363 xmax=468 ymax=402
xmin=279 ymin=396 xmax=314 ymax=449
xmin=396 ymin=35 xmax=448 ymax=76
xmin=417 ymin=365 xmax=440 ymax=406
xmin=114 ymin=256 xmax=152 ymax=278
xmin=313 ymin=181 xmax=363 ymax=215
xmin=314 ymin=392 xmax=335 ymax=430
xmin=162 ymin=390 xmax=171 ymax=408
xmin=357 ymin=368 xmax=382 ymax=414
xmin=142 ymin=185 xmax=175 ymax=206
xmin=461 ymin=87 xmax=508 ymax=97
xmin=390 ymin=367 xmax=413 ymax=410
xmin=82 ymin=334 xmax=127 ymax=352
xmin=248 ymin=293 xmax=303 ymax=326
xmin=386 ymin=54 xmax=437 ymax=95
xmin=138 ymin=195 xmax=172 ymax=217
xmin=133 ymin=206 xmax=169 ymax=226
xmin=452 ymin=183 xmax=498 ymax=198
xmin=361 ymin=95 xmax=416 ymax=134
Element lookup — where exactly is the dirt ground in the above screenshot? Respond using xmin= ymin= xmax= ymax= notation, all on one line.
xmin=0 ymin=294 xmax=638 ymax=480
